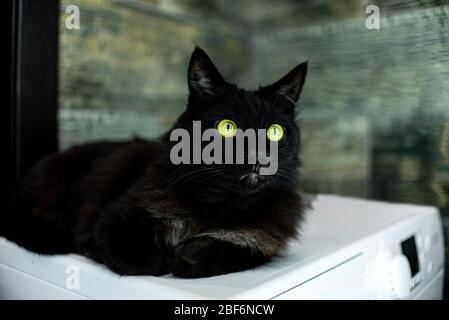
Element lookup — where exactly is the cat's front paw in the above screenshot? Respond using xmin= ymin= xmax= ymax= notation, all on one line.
xmin=171 ymin=236 xmax=216 ymax=278
xmin=171 ymin=236 xmax=269 ymax=278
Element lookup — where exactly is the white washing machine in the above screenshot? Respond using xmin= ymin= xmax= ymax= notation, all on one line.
xmin=0 ymin=195 xmax=445 ymax=299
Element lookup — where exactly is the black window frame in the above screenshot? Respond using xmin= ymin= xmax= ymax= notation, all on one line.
xmin=7 ymin=0 xmax=59 ymax=197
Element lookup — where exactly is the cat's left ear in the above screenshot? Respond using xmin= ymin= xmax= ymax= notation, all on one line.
xmin=260 ymin=61 xmax=308 ymax=106
xmin=188 ymin=47 xmax=226 ymax=97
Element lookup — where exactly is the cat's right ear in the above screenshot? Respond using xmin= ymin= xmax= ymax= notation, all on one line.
xmin=188 ymin=47 xmax=225 ymax=97
xmin=260 ymin=62 xmax=308 ymax=108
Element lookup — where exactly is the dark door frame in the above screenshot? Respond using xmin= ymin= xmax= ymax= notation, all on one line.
xmin=8 ymin=0 xmax=59 ymax=195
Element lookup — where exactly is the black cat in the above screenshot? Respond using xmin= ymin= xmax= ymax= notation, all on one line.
xmin=3 ymin=48 xmax=308 ymax=278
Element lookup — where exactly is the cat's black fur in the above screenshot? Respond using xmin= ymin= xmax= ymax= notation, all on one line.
xmin=3 ymin=48 xmax=308 ymax=278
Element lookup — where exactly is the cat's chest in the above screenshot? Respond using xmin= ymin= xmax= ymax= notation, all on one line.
xmin=164 ymin=217 xmax=190 ymax=248
xmin=160 ymin=208 xmax=230 ymax=248
xmin=154 ymin=194 xmax=259 ymax=248
xmin=161 ymin=214 xmax=208 ymax=248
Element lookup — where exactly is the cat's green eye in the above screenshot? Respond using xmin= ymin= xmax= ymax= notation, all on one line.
xmin=267 ymin=124 xmax=284 ymax=142
xmin=217 ymin=119 xmax=237 ymax=138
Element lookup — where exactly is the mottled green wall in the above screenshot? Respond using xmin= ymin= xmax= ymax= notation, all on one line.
xmin=249 ymin=5 xmax=449 ymax=204
xmin=59 ymin=0 xmax=249 ymax=148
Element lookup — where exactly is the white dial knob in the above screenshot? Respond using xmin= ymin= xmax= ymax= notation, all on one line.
xmin=389 ymin=255 xmax=412 ymax=299
xmin=377 ymin=253 xmax=412 ymax=299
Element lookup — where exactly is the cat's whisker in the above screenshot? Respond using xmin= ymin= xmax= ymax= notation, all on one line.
xmin=165 ymin=166 xmax=229 ymax=189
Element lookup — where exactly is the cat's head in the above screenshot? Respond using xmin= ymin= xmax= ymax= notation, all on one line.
xmin=166 ymin=47 xmax=307 ymax=200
